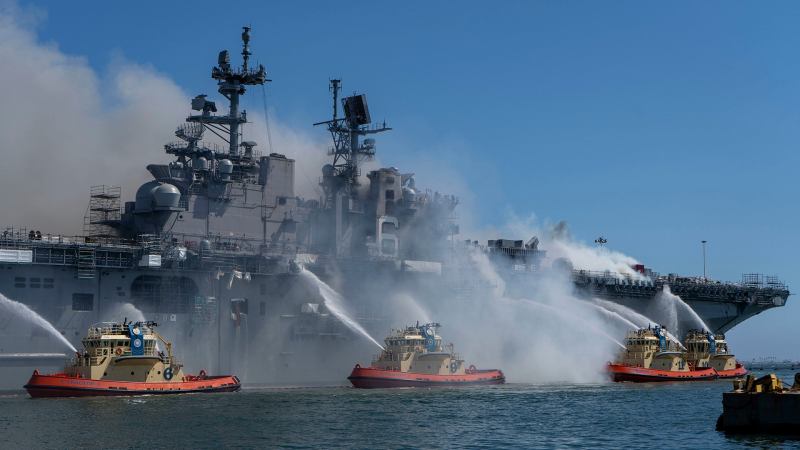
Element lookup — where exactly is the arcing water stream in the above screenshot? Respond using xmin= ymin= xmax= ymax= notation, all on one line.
xmin=300 ymin=269 xmax=385 ymax=351
xmin=591 ymin=297 xmax=686 ymax=348
xmin=0 ymin=293 xmax=76 ymax=352
xmin=105 ymin=302 xmax=146 ymax=323
xmin=519 ymin=298 xmax=626 ymax=350
xmin=660 ymin=285 xmax=712 ymax=332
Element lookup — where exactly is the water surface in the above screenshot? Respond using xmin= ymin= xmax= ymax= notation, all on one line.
xmin=1 ymin=370 xmax=798 ymax=449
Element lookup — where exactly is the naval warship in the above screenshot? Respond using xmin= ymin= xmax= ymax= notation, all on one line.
xmin=0 ymin=28 xmax=789 ymax=385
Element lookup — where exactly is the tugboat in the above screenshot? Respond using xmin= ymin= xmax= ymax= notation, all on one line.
xmin=24 ymin=321 xmax=240 ymax=397
xmin=348 ymin=322 xmax=505 ymax=388
xmin=684 ymin=329 xmax=747 ymax=379
xmin=608 ymin=325 xmax=717 ymax=382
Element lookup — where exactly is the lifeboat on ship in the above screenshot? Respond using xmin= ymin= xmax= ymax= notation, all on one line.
xmin=24 ymin=320 xmax=240 ymax=398
xmin=608 ymin=325 xmax=717 ymax=382
xmin=348 ymin=322 xmax=504 ymax=388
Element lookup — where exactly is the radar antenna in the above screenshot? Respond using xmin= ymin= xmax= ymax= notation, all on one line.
xmin=314 ymin=79 xmax=391 ymax=208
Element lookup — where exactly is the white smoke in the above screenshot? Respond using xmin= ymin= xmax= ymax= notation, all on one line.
xmin=0 ymin=6 xmax=186 ymax=234
xmin=243 ymin=109 xmax=332 ymax=200
xmin=494 ymin=214 xmax=645 ymax=278
xmin=0 ymin=6 xmax=333 ymax=233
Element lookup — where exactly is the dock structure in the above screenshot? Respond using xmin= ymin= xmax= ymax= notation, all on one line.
xmin=717 ymin=373 xmax=800 ymax=434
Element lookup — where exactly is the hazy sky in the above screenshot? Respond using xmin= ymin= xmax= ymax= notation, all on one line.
xmin=11 ymin=0 xmax=800 ymax=358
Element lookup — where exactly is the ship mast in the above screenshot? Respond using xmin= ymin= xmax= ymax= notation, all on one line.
xmin=314 ymin=80 xmax=391 ymax=207
xmin=187 ymin=26 xmax=268 ymax=156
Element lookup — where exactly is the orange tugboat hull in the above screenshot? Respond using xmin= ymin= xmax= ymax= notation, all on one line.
xmin=24 ymin=370 xmax=241 ymax=398
xmin=715 ymin=363 xmax=748 ymax=379
xmin=608 ymin=363 xmax=717 ymax=382
xmin=348 ymin=365 xmax=505 ymax=388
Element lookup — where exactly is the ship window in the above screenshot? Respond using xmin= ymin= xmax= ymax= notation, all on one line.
xmin=14 ymin=277 xmax=24 ymax=288
xmin=381 ymin=222 xmax=396 ymax=233
xmin=385 ymin=190 xmax=395 ymax=200
xmin=130 ymin=275 xmax=198 ymax=313
xmin=72 ymin=293 xmax=94 ymax=311
xmin=278 ymin=197 xmax=287 ymax=205
xmin=260 ymin=284 xmax=267 ymax=295
xmin=43 ymin=278 xmax=54 ymax=289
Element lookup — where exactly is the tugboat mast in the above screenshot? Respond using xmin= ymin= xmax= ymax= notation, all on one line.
xmin=187 ymin=26 xmax=268 ymax=156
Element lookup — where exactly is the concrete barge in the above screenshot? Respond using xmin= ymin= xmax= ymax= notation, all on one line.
xmin=717 ymin=373 xmax=800 ymax=434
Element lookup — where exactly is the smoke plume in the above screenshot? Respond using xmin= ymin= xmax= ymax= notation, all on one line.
xmin=0 ymin=6 xmax=334 ymax=233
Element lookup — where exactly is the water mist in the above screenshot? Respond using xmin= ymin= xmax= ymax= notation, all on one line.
xmin=448 ymin=250 xmax=622 ymax=383
xmin=104 ymin=302 xmax=146 ymax=323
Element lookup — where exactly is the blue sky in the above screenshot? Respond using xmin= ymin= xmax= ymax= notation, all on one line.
xmin=20 ymin=0 xmax=800 ymax=358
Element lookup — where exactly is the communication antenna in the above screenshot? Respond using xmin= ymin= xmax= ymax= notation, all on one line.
xmin=260 ymin=84 xmax=274 ymax=154
xmin=187 ymin=26 xmax=269 ymax=156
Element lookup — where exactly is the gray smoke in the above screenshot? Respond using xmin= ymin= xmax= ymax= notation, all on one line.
xmin=0 ymin=7 xmax=334 ymax=233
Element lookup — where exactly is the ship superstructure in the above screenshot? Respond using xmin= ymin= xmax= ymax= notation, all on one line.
xmin=0 ymin=27 xmax=789 ymax=387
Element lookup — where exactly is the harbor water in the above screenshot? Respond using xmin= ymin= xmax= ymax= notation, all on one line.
xmin=1 ymin=370 xmax=798 ymax=449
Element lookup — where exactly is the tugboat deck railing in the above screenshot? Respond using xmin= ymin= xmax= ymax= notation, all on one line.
xmin=87 ymin=323 xmax=155 ymax=338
